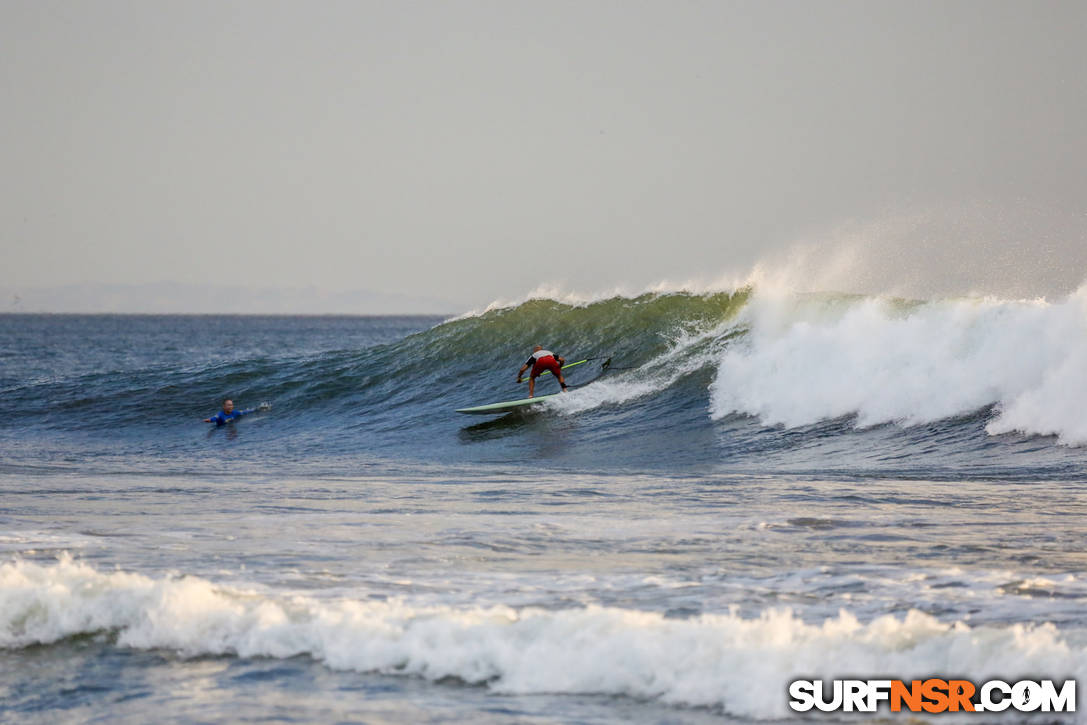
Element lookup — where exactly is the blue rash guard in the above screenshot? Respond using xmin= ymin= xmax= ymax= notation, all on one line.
xmin=207 ymin=408 xmax=255 ymax=426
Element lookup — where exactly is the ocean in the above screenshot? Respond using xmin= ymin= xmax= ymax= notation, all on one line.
xmin=2 ymin=288 xmax=1086 ymax=723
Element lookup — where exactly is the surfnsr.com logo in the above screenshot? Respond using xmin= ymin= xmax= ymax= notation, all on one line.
xmin=789 ymin=679 xmax=1076 ymax=714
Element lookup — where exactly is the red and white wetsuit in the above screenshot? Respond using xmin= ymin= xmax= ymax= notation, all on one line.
xmin=527 ymin=349 xmax=562 ymax=379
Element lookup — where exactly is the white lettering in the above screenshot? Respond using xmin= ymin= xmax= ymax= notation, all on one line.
xmin=1039 ymin=680 xmax=1076 ymax=713
xmin=843 ymin=680 xmax=867 ymax=712
xmin=789 ymin=677 xmax=1074 ymax=714
xmin=814 ymin=680 xmax=843 ymax=712
xmin=866 ymin=680 xmax=892 ymax=711
xmin=980 ymin=680 xmax=1012 ymax=712
xmin=1013 ymin=680 xmax=1043 ymax=712
xmin=788 ymin=680 xmax=816 ymax=712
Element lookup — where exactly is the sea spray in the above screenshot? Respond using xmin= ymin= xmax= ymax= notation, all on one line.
xmin=710 ymin=287 xmax=1087 ymax=444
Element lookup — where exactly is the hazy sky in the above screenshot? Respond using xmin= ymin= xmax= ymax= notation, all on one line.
xmin=3 ymin=1 xmax=1087 ymax=311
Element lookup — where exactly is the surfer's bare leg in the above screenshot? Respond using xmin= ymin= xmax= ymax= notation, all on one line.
xmin=558 ymin=373 xmax=567 ymax=392
xmin=528 ymin=377 xmax=535 ymax=398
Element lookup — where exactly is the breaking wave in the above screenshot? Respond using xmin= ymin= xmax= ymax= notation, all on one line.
xmin=4 ymin=283 xmax=1087 ymax=475
xmin=3 ymin=556 xmax=1084 ymax=720
xmin=710 ymin=287 xmax=1087 ymax=445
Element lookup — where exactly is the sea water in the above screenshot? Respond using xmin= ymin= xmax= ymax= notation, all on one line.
xmin=3 ymin=293 xmax=1087 ymax=723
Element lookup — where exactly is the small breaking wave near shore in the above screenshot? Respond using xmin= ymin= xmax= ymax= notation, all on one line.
xmin=4 ymin=556 xmax=1085 ymax=720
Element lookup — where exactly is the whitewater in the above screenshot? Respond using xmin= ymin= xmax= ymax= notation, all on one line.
xmin=2 ymin=284 xmax=1087 ymax=723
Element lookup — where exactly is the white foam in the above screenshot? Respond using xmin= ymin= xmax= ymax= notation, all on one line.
xmin=3 ymin=557 xmax=1085 ymax=720
xmin=710 ymin=286 xmax=1087 ymax=444
xmin=545 ymin=320 xmax=735 ymax=415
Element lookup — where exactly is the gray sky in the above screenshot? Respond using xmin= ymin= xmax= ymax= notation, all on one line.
xmin=3 ymin=0 xmax=1087 ymax=312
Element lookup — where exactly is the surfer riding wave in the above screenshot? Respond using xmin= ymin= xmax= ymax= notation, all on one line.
xmin=517 ymin=345 xmax=568 ymax=398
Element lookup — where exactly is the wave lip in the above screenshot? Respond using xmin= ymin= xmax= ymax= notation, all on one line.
xmin=3 ymin=557 xmax=1085 ymax=720
xmin=710 ymin=287 xmax=1087 ymax=445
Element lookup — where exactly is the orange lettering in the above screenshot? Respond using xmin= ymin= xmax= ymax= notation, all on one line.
xmin=947 ymin=680 xmax=976 ymax=712
xmin=921 ymin=679 xmax=950 ymax=713
xmin=891 ymin=680 xmax=923 ymax=712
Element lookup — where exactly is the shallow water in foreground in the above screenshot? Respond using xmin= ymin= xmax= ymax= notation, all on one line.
xmin=3 ymin=468 xmax=1086 ymax=723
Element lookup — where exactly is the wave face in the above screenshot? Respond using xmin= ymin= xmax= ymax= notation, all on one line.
xmin=1 ymin=286 xmax=1086 ymax=477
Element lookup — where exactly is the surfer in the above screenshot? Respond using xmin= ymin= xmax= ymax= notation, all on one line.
xmin=203 ymin=399 xmax=269 ymax=426
xmin=517 ymin=346 xmax=568 ymax=398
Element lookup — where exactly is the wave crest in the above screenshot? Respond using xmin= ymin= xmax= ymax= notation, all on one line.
xmin=2 ymin=557 xmax=1084 ymax=719
xmin=710 ymin=287 xmax=1087 ymax=445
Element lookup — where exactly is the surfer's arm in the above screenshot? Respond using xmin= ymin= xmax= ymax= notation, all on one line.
xmin=517 ymin=361 xmax=531 ymax=382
